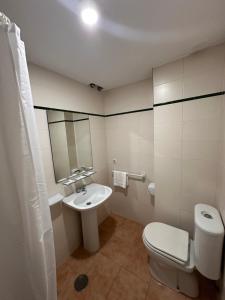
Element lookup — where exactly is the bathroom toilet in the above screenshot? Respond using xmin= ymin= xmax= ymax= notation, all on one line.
xmin=143 ymin=204 xmax=224 ymax=298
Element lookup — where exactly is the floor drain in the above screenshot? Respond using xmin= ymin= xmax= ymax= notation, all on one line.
xmin=86 ymin=202 xmax=92 ymax=205
xmin=74 ymin=274 xmax=88 ymax=292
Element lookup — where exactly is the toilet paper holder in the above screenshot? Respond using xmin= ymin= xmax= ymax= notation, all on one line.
xmin=148 ymin=182 xmax=155 ymax=195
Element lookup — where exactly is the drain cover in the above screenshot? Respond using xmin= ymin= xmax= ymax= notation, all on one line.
xmin=86 ymin=202 xmax=92 ymax=205
xmin=74 ymin=274 xmax=88 ymax=292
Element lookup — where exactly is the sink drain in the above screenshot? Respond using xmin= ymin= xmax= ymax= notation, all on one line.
xmin=86 ymin=202 xmax=92 ymax=205
xmin=74 ymin=274 xmax=88 ymax=292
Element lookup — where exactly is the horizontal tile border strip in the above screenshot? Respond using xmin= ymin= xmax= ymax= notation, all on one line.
xmin=48 ymin=118 xmax=89 ymax=124
xmin=105 ymin=107 xmax=153 ymax=117
xmin=34 ymin=91 xmax=225 ymax=116
xmin=34 ymin=105 xmax=153 ymax=117
xmin=34 ymin=105 xmax=105 ymax=117
xmin=153 ymin=91 xmax=225 ymax=107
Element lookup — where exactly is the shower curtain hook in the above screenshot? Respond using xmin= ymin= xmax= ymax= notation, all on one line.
xmin=0 ymin=12 xmax=11 ymax=25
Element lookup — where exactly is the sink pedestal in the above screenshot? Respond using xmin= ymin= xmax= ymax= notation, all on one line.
xmin=63 ymin=183 xmax=112 ymax=253
xmin=81 ymin=210 xmax=99 ymax=252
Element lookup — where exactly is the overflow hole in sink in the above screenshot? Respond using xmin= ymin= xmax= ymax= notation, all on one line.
xmin=86 ymin=202 xmax=92 ymax=205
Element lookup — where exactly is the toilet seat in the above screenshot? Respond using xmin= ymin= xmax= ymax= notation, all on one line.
xmin=142 ymin=222 xmax=199 ymax=297
xmin=143 ymin=222 xmax=189 ymax=265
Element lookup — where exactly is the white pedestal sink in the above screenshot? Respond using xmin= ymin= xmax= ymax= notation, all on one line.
xmin=63 ymin=183 xmax=112 ymax=252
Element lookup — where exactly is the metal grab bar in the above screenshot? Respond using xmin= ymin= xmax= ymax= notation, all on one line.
xmin=112 ymin=170 xmax=146 ymax=181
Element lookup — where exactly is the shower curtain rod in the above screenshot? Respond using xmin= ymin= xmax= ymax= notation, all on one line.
xmin=0 ymin=12 xmax=11 ymax=25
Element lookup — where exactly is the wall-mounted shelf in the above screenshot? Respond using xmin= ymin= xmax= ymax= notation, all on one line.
xmin=48 ymin=193 xmax=64 ymax=206
xmin=62 ymin=170 xmax=96 ymax=186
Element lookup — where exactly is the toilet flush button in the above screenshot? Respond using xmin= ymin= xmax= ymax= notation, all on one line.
xmin=201 ymin=210 xmax=213 ymax=219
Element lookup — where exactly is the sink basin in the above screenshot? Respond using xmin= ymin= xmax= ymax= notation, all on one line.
xmin=63 ymin=183 xmax=112 ymax=252
xmin=63 ymin=183 xmax=112 ymax=211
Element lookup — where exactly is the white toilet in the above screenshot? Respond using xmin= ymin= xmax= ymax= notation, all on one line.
xmin=143 ymin=204 xmax=224 ymax=298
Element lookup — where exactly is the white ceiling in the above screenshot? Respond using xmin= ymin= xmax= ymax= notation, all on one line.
xmin=1 ymin=0 xmax=225 ymax=90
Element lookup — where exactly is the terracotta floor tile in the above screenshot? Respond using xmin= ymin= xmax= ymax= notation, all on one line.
xmin=87 ymin=253 xmax=121 ymax=297
xmin=124 ymin=239 xmax=152 ymax=283
xmin=107 ymin=268 xmax=148 ymax=300
xmin=99 ymin=214 xmax=125 ymax=232
xmin=57 ymin=260 xmax=72 ymax=296
xmin=58 ymin=253 xmax=120 ymax=300
xmin=197 ymin=275 xmax=218 ymax=300
xmin=114 ymin=218 xmax=144 ymax=245
xmin=146 ymin=279 xmax=186 ymax=300
xmin=67 ymin=247 xmax=99 ymax=275
xmin=100 ymin=235 xmax=136 ymax=267
xmin=57 ymin=214 xmax=218 ymax=300
xmin=99 ymin=214 xmax=126 ymax=246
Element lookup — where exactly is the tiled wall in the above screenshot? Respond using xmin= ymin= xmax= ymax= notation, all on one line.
xmin=153 ymin=43 xmax=225 ymax=237
xmin=29 ymin=63 xmax=104 ymax=115
xmin=30 ymin=65 xmax=108 ymax=266
xmin=103 ymin=79 xmax=154 ymax=225
xmin=35 ymin=109 xmax=108 ymax=265
xmin=217 ymin=100 xmax=225 ymax=300
xmin=31 ymin=43 xmax=225 ymax=279
xmin=217 ymin=101 xmax=225 ymax=222
xmin=89 ymin=116 xmax=110 ymax=223
xmin=154 ymin=44 xmax=225 ymax=104
xmin=104 ymin=79 xmax=153 ymax=115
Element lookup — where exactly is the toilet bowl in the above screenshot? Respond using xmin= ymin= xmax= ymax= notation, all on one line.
xmin=143 ymin=223 xmax=198 ymax=297
xmin=143 ymin=204 xmax=224 ymax=298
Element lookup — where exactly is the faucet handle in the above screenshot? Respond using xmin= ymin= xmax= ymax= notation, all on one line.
xmin=71 ymin=168 xmax=80 ymax=174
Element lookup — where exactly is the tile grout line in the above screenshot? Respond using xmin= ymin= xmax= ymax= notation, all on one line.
xmin=105 ymin=265 xmax=123 ymax=299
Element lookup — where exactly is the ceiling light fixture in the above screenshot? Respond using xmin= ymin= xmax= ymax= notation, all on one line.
xmin=81 ymin=7 xmax=99 ymax=26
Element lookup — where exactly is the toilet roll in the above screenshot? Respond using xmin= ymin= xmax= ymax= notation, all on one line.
xmin=148 ymin=182 xmax=155 ymax=195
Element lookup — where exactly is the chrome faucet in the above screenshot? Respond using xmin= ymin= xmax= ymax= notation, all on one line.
xmin=76 ymin=184 xmax=87 ymax=194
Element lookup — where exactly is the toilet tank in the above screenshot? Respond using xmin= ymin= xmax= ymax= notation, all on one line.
xmin=194 ymin=204 xmax=224 ymax=280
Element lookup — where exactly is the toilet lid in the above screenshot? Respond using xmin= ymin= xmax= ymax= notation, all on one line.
xmin=143 ymin=222 xmax=189 ymax=263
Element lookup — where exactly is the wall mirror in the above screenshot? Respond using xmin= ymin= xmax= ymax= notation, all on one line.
xmin=47 ymin=110 xmax=93 ymax=183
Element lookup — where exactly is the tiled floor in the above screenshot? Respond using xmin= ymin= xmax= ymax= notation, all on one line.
xmin=57 ymin=214 xmax=217 ymax=300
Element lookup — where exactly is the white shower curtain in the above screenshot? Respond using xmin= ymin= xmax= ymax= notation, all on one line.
xmin=0 ymin=23 xmax=57 ymax=300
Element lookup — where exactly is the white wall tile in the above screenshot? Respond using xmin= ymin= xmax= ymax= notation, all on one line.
xmin=154 ymin=80 xmax=183 ymax=104
xmin=154 ymin=103 xmax=182 ymax=124
xmin=153 ymin=59 xmax=183 ymax=86
xmin=155 ymin=121 xmax=182 ymax=141
xmin=182 ymin=118 xmax=221 ymax=141
xmin=183 ymin=74 xmax=223 ymax=98
xmin=105 ymin=108 xmax=154 ymax=225
xmin=178 ymin=210 xmax=194 ymax=238
xmin=154 ymin=204 xmax=180 ymax=228
xmin=153 ymin=43 xmax=225 ymax=238
xmin=182 ymin=159 xmax=217 ymax=206
xmin=155 ymin=139 xmax=182 ymax=160
xmin=30 ymin=63 xmax=104 ymax=115
xmin=154 ymin=157 xmax=181 ymax=207
xmin=182 ymin=140 xmax=220 ymax=161
xmin=182 ymin=97 xmax=222 ymax=121
xmin=139 ymin=111 xmax=154 ymax=140
xmin=183 ymin=45 xmax=225 ymax=79
xmin=104 ymin=79 xmax=153 ymax=115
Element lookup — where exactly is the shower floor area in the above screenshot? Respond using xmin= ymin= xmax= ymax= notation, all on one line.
xmin=57 ymin=214 xmax=216 ymax=300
